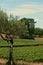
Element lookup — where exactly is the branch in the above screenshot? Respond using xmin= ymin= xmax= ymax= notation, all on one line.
xmin=0 ymin=34 xmax=7 ymax=40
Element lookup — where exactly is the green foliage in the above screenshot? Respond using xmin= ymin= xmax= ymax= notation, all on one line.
xmin=35 ymin=28 xmax=43 ymax=37
xmin=0 ymin=10 xmax=13 ymax=34
xmin=0 ymin=9 xmax=43 ymax=38
xmin=20 ymin=18 xmax=35 ymax=39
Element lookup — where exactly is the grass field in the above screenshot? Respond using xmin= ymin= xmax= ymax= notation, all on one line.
xmin=0 ymin=39 xmax=43 ymax=62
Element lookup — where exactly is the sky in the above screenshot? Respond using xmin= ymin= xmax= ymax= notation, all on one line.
xmin=0 ymin=0 xmax=43 ymax=29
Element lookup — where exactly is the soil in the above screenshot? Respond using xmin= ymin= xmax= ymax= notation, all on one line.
xmin=0 ymin=58 xmax=43 ymax=65
xmin=35 ymin=38 xmax=43 ymax=41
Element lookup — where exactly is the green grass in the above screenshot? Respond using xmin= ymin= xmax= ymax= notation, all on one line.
xmin=0 ymin=39 xmax=43 ymax=46
xmin=13 ymin=46 xmax=43 ymax=62
xmin=14 ymin=39 xmax=43 ymax=45
xmin=0 ymin=39 xmax=43 ymax=62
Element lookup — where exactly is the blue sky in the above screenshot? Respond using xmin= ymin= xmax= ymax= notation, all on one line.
xmin=0 ymin=0 xmax=43 ymax=29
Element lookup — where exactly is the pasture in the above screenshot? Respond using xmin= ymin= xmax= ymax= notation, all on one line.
xmin=0 ymin=39 xmax=43 ymax=63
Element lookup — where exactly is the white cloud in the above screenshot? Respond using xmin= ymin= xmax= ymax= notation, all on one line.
xmin=0 ymin=2 xmax=43 ymax=28
xmin=6 ymin=8 xmax=36 ymax=16
xmin=0 ymin=3 xmax=43 ymax=16
xmin=6 ymin=3 xmax=43 ymax=16
xmin=34 ymin=17 xmax=43 ymax=28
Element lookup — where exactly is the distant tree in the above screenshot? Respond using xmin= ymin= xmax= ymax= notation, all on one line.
xmin=27 ymin=19 xmax=35 ymax=39
xmin=19 ymin=18 xmax=29 ymax=38
xmin=35 ymin=28 xmax=43 ymax=37
xmin=20 ymin=18 xmax=35 ymax=39
xmin=41 ymin=29 xmax=43 ymax=36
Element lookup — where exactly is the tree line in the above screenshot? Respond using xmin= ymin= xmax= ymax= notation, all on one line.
xmin=0 ymin=10 xmax=43 ymax=39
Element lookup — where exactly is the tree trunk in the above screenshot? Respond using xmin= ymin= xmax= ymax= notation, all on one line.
xmin=6 ymin=45 xmax=15 ymax=65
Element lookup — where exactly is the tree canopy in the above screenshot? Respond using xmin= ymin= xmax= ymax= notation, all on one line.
xmin=0 ymin=10 xmax=43 ymax=39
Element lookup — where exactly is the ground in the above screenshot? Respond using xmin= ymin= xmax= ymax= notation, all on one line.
xmin=35 ymin=38 xmax=43 ymax=41
xmin=0 ymin=58 xmax=43 ymax=65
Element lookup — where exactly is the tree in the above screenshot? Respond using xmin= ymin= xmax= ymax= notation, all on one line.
xmin=35 ymin=28 xmax=43 ymax=37
xmin=0 ymin=10 xmax=15 ymax=65
xmin=9 ymin=15 xmax=20 ymax=35
xmin=0 ymin=10 xmax=10 ymax=34
xmin=27 ymin=19 xmax=35 ymax=39
xmin=20 ymin=18 xmax=36 ymax=39
xmin=19 ymin=18 xmax=28 ymax=38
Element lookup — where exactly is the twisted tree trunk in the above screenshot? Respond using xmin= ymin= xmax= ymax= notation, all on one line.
xmin=0 ymin=34 xmax=15 ymax=65
xmin=6 ymin=44 xmax=15 ymax=65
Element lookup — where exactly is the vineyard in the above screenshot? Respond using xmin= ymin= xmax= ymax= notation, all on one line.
xmin=0 ymin=39 xmax=43 ymax=63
